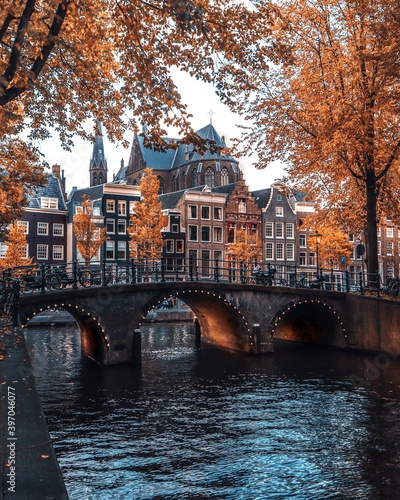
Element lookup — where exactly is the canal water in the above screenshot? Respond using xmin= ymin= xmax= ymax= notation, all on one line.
xmin=24 ymin=321 xmax=400 ymax=499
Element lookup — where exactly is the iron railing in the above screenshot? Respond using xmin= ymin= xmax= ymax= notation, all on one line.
xmin=0 ymin=259 xmax=390 ymax=299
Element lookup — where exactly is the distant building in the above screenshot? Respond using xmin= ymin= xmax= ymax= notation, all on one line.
xmin=123 ymin=123 xmax=241 ymax=194
xmin=67 ymin=183 xmax=141 ymax=263
xmin=89 ymin=125 xmax=108 ymax=186
xmin=0 ymin=165 xmax=68 ymax=265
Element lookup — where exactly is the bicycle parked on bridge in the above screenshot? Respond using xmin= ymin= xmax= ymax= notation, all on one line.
xmin=248 ymin=265 xmax=277 ymax=285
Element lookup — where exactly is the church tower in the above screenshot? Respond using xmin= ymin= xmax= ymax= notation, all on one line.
xmin=89 ymin=125 xmax=108 ymax=186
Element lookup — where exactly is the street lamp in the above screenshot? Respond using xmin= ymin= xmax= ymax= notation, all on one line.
xmin=311 ymin=232 xmax=322 ymax=277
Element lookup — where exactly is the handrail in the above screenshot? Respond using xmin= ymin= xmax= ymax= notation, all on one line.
xmin=0 ymin=260 xmax=392 ymax=300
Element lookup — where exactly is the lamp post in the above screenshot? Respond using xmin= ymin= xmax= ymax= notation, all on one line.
xmin=311 ymin=232 xmax=322 ymax=277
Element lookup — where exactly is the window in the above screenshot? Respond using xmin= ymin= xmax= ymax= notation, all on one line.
xmin=275 ymin=223 xmax=283 ymax=238
xmin=201 ymin=226 xmax=211 ymax=242
xmin=265 ymin=242 xmax=273 ymax=260
xmin=192 ymin=171 xmax=199 ymax=187
xmin=20 ymin=245 xmax=28 ymax=259
xmin=166 ymin=258 xmax=174 ymax=271
xmin=118 ymin=201 xmax=126 ymax=215
xmin=378 ymin=241 xmax=382 ymax=256
xmin=221 ymin=168 xmax=229 ymax=186
xmin=166 ymin=240 xmax=174 ymax=253
xmin=277 ymin=193 xmax=282 ymax=201
xmin=106 ymin=241 xmax=115 ymax=260
xmin=309 ymin=253 xmax=316 ymax=266
xmin=37 ymin=222 xmax=49 ymax=235
xmin=387 ymin=227 xmax=394 ymax=238
xmin=176 ymin=240 xmax=184 ymax=253
xmin=214 ymin=227 xmax=223 ymax=243
xmin=276 ymin=242 xmax=284 ymax=260
xmin=37 ymin=244 xmax=48 ymax=260
xmin=117 ymin=242 xmax=126 ymax=260
xmin=238 ymin=200 xmax=246 ymax=213
xmin=265 ymin=222 xmax=273 ymax=237
xmin=299 ymin=252 xmax=306 ymax=266
xmin=106 ymin=200 xmax=115 ymax=212
xmin=171 ymin=224 xmax=179 ymax=233
xmin=398 ymin=241 xmax=400 ymax=256
xmin=189 ymin=205 xmax=197 ymax=219
xmin=214 ymin=250 xmax=223 ymax=265
xmin=276 ymin=206 xmax=284 ymax=217
xmin=53 ymin=223 xmax=64 ymax=236
xmin=377 ymin=227 xmax=381 ymax=237
xmin=251 ymin=224 xmax=257 ymax=235
xmin=299 ymin=234 xmax=306 ymax=247
xmin=18 ymin=221 xmax=29 ymax=235
xmin=228 ymin=223 xmax=235 ymax=243
xmin=201 ymin=250 xmax=210 ymax=276
xmin=188 ymin=225 xmax=198 ymax=241
xmin=214 ymin=207 xmax=222 ymax=220
xmin=40 ymin=197 xmax=58 ymax=209
xmin=129 ymin=201 xmax=136 ymax=214
xmin=205 ymin=167 xmax=215 ymax=187
xmin=106 ymin=219 xmax=115 ymax=234
xmin=201 ymin=206 xmax=210 ymax=219
xmin=0 ymin=242 xmax=7 ymax=258
xmin=387 ymin=241 xmax=393 ymax=256
xmin=286 ymin=223 xmax=294 ymax=238
xmin=118 ymin=220 xmax=126 ymax=234
xmin=286 ymin=243 xmax=294 ymax=260
xmin=53 ymin=245 xmax=63 ymax=260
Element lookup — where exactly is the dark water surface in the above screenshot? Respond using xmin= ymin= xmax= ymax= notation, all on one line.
xmin=24 ymin=322 xmax=400 ymax=499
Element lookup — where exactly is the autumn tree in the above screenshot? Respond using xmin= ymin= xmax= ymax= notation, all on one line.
xmin=307 ymin=226 xmax=353 ymax=271
xmin=73 ymin=195 xmax=107 ymax=267
xmin=222 ymin=0 xmax=400 ymax=279
xmin=0 ymin=222 xmax=33 ymax=270
xmin=128 ymin=169 xmax=164 ymax=261
xmin=227 ymin=229 xmax=261 ymax=264
xmin=0 ymin=0 xmax=267 ymax=149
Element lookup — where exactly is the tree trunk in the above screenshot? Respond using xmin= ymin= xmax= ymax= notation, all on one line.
xmin=364 ymin=169 xmax=379 ymax=283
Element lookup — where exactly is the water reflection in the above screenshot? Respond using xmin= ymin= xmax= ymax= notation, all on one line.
xmin=24 ymin=323 xmax=400 ymax=499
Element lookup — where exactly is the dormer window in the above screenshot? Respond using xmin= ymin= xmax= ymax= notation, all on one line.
xmin=40 ymin=197 xmax=58 ymax=209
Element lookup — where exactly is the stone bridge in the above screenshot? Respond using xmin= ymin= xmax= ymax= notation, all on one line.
xmin=18 ymin=282 xmax=400 ymax=365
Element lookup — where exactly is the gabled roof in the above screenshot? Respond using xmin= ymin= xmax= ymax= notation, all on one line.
xmin=251 ymin=188 xmax=272 ymax=209
xmin=158 ymin=189 xmax=186 ymax=210
xmin=133 ymin=123 xmax=238 ymax=172
xmin=211 ymin=183 xmax=238 ymax=196
xmin=27 ymin=174 xmax=68 ymax=211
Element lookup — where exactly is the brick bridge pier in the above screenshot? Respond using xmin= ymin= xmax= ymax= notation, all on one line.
xmin=18 ymin=282 xmax=400 ymax=365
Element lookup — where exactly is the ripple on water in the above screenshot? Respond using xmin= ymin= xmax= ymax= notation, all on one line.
xmin=24 ymin=323 xmax=400 ymax=500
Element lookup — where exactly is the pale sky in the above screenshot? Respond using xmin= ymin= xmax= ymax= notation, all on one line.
xmin=37 ymin=71 xmax=285 ymax=194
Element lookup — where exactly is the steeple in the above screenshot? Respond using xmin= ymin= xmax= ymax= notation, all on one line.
xmin=89 ymin=124 xmax=108 ymax=186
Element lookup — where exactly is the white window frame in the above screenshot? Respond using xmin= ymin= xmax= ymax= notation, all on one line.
xmin=118 ymin=200 xmax=126 ymax=215
xmin=17 ymin=221 xmax=29 ymax=235
xmin=40 ymin=197 xmax=58 ymax=209
xmin=106 ymin=199 xmax=115 ymax=212
xmin=53 ymin=245 xmax=64 ymax=260
xmin=53 ymin=223 xmax=64 ymax=236
xmin=37 ymin=244 xmax=48 ymax=260
xmin=37 ymin=222 xmax=49 ymax=236
xmin=276 ymin=206 xmax=284 ymax=217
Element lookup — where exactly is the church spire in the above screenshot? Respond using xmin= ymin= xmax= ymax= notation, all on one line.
xmin=89 ymin=124 xmax=108 ymax=186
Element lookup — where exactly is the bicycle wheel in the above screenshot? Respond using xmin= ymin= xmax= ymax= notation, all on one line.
xmin=79 ymin=270 xmax=92 ymax=287
xmin=116 ymin=272 xmax=127 ymax=283
xmin=20 ymin=278 xmax=34 ymax=294
xmin=50 ymin=274 xmax=62 ymax=290
xmin=390 ymin=282 xmax=400 ymax=297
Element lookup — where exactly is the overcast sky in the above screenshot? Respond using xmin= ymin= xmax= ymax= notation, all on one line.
xmin=37 ymin=71 xmax=285 ymax=194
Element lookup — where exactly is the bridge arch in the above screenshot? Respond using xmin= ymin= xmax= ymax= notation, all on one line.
xmin=269 ymin=298 xmax=347 ymax=347
xmin=20 ymin=300 xmax=109 ymax=364
xmin=136 ymin=288 xmax=251 ymax=353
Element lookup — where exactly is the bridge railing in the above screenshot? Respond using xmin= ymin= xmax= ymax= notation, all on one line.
xmin=0 ymin=260 xmax=392 ymax=299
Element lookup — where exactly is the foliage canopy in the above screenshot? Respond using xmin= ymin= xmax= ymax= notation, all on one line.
xmin=222 ymin=0 xmax=400 ymax=276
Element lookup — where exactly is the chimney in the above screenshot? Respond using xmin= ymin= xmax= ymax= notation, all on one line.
xmin=52 ymin=164 xmax=61 ymax=177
